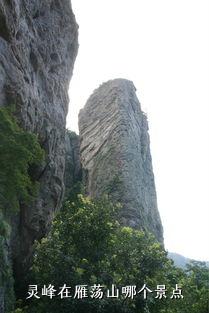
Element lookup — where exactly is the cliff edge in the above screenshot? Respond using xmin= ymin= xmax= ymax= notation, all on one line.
xmin=0 ymin=0 xmax=78 ymax=303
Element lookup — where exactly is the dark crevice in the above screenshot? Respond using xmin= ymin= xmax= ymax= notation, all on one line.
xmin=15 ymin=30 xmax=22 ymax=40
xmin=30 ymin=51 xmax=39 ymax=72
xmin=50 ymin=52 xmax=59 ymax=62
xmin=50 ymin=0 xmax=61 ymax=11
xmin=0 ymin=9 xmax=10 ymax=41
xmin=32 ymin=10 xmax=39 ymax=19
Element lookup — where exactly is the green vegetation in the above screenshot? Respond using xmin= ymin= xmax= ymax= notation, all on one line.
xmin=173 ymin=261 xmax=209 ymax=313
xmin=0 ymin=106 xmax=44 ymax=313
xmin=0 ymin=211 xmax=15 ymax=313
xmin=1 ymin=106 xmax=208 ymax=313
xmin=0 ymin=106 xmax=44 ymax=214
xmin=66 ymin=129 xmax=79 ymax=139
xmin=14 ymin=194 xmax=209 ymax=313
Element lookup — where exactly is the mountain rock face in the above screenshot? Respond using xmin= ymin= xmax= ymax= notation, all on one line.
xmin=64 ymin=131 xmax=82 ymax=197
xmin=79 ymin=79 xmax=163 ymax=243
xmin=0 ymin=0 xmax=78 ymax=302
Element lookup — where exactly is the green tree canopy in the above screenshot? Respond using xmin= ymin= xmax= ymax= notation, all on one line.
xmin=14 ymin=194 xmax=209 ymax=313
xmin=24 ymin=195 xmax=178 ymax=313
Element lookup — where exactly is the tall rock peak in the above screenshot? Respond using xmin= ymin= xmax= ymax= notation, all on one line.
xmin=79 ymin=79 xmax=163 ymax=243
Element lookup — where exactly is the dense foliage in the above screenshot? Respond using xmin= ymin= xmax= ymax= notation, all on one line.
xmin=174 ymin=261 xmax=209 ymax=313
xmin=15 ymin=195 xmax=209 ymax=313
xmin=0 ymin=106 xmax=44 ymax=313
xmin=0 ymin=106 xmax=44 ymax=214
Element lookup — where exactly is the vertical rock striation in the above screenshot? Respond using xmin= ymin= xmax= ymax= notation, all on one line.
xmin=79 ymin=79 xmax=163 ymax=243
xmin=0 ymin=0 xmax=78 ymax=301
xmin=64 ymin=130 xmax=82 ymax=197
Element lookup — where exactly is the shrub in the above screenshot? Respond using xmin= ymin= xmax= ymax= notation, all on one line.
xmin=0 ymin=106 xmax=44 ymax=214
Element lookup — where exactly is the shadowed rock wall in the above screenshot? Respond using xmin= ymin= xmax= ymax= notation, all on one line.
xmin=0 ymin=0 xmax=78 ymax=303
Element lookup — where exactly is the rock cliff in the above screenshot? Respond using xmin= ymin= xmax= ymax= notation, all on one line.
xmin=79 ymin=79 xmax=163 ymax=243
xmin=64 ymin=130 xmax=82 ymax=197
xmin=0 ymin=0 xmax=78 ymax=302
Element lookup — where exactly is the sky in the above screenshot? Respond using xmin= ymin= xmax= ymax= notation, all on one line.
xmin=67 ymin=0 xmax=209 ymax=261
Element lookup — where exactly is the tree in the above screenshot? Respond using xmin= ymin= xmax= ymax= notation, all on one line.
xmin=172 ymin=261 xmax=209 ymax=313
xmin=15 ymin=194 xmax=209 ymax=313
xmin=24 ymin=195 xmax=175 ymax=313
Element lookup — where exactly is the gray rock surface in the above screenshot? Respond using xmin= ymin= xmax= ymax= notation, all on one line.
xmin=79 ymin=79 xmax=163 ymax=243
xmin=64 ymin=130 xmax=81 ymax=197
xmin=0 ymin=0 xmax=78 ymax=302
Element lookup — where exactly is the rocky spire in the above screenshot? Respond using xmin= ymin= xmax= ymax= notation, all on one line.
xmin=79 ymin=79 xmax=163 ymax=243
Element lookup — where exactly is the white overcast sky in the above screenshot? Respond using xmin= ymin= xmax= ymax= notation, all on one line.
xmin=67 ymin=0 xmax=209 ymax=261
